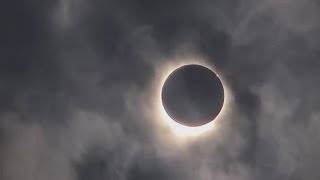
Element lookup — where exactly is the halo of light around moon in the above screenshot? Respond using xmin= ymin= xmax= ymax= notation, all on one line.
xmin=161 ymin=64 xmax=224 ymax=127
xmin=154 ymin=59 xmax=230 ymax=137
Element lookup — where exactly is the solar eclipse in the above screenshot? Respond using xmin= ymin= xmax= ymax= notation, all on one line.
xmin=156 ymin=60 xmax=228 ymax=137
xmin=161 ymin=64 xmax=224 ymax=127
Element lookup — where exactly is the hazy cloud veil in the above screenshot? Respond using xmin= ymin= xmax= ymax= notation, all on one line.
xmin=1 ymin=0 xmax=320 ymax=180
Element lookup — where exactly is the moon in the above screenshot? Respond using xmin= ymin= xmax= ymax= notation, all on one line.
xmin=161 ymin=64 xmax=224 ymax=127
xmin=154 ymin=59 xmax=229 ymax=136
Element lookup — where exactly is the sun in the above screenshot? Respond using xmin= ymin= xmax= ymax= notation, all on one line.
xmin=153 ymin=57 xmax=230 ymax=137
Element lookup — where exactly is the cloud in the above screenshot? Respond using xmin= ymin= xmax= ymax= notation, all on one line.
xmin=1 ymin=0 xmax=320 ymax=180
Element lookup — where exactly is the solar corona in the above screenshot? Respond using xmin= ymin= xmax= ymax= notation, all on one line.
xmin=156 ymin=61 xmax=228 ymax=137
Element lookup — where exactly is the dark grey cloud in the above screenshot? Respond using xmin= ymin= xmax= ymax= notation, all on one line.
xmin=1 ymin=0 xmax=320 ymax=180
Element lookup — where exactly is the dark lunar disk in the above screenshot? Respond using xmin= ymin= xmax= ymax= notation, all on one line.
xmin=161 ymin=64 xmax=224 ymax=127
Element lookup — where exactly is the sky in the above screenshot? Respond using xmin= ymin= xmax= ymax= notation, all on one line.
xmin=1 ymin=0 xmax=320 ymax=180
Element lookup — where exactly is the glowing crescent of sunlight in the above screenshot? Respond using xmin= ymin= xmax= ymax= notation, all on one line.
xmin=154 ymin=58 xmax=231 ymax=137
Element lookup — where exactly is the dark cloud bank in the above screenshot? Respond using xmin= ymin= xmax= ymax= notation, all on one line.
xmin=1 ymin=0 xmax=320 ymax=180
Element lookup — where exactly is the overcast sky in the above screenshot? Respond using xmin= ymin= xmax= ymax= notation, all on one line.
xmin=1 ymin=0 xmax=320 ymax=180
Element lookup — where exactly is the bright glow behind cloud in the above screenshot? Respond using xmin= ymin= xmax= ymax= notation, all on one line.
xmin=153 ymin=57 xmax=231 ymax=137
